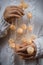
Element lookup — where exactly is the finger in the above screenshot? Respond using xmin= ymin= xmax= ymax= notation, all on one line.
xmin=19 ymin=42 xmax=28 ymax=47
xmin=6 ymin=6 xmax=24 ymax=15
xmin=18 ymin=56 xmax=30 ymax=60
xmin=10 ymin=6 xmax=22 ymax=9
xmin=6 ymin=14 xmax=21 ymax=19
xmin=16 ymin=46 xmax=28 ymax=52
xmin=12 ymin=7 xmax=24 ymax=15
xmin=8 ymin=6 xmax=17 ymax=8
xmin=20 ymin=55 xmax=34 ymax=60
xmin=7 ymin=8 xmax=24 ymax=16
xmin=17 ymin=52 xmax=29 ymax=56
xmin=17 ymin=43 xmax=27 ymax=49
xmin=8 ymin=10 xmax=23 ymax=17
xmin=8 ymin=6 xmax=24 ymax=12
xmin=23 ymin=56 xmax=34 ymax=60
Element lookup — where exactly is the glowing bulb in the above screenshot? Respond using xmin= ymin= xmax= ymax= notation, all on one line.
xmin=22 ymin=2 xmax=28 ymax=9
xmin=8 ymin=39 xmax=15 ymax=48
xmin=27 ymin=46 xmax=34 ymax=55
xmin=19 ymin=2 xmax=28 ymax=9
xmin=10 ymin=24 xmax=16 ymax=31
xmin=17 ymin=28 xmax=23 ymax=34
xmin=27 ymin=25 xmax=33 ymax=32
xmin=31 ymin=35 xmax=36 ymax=40
xmin=21 ymin=38 xmax=27 ymax=43
xmin=28 ymin=39 xmax=32 ymax=44
xmin=27 ymin=12 xmax=32 ymax=19
xmin=21 ymin=24 xmax=27 ymax=30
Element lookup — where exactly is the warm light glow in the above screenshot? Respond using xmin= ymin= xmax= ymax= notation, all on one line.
xmin=10 ymin=24 xmax=16 ymax=31
xmin=28 ymin=39 xmax=32 ymax=44
xmin=17 ymin=28 xmax=23 ymax=34
xmin=27 ymin=46 xmax=34 ymax=55
xmin=21 ymin=37 xmax=27 ymax=43
xmin=19 ymin=2 xmax=28 ymax=9
xmin=8 ymin=39 xmax=15 ymax=48
xmin=27 ymin=25 xmax=33 ymax=32
xmin=21 ymin=24 xmax=27 ymax=30
xmin=27 ymin=12 xmax=32 ymax=19
xmin=31 ymin=35 xmax=36 ymax=40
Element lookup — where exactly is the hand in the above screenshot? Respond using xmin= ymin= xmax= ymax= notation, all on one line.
xmin=3 ymin=6 xmax=24 ymax=23
xmin=15 ymin=42 xmax=36 ymax=60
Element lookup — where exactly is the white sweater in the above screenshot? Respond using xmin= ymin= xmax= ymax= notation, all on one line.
xmin=0 ymin=0 xmax=43 ymax=65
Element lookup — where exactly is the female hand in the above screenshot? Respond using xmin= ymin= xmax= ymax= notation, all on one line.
xmin=3 ymin=6 xmax=24 ymax=23
xmin=15 ymin=42 xmax=36 ymax=60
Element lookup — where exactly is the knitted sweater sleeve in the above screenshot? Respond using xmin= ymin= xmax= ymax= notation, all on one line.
xmin=0 ymin=17 xmax=10 ymax=38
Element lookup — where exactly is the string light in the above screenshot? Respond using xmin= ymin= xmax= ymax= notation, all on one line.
xmin=27 ymin=46 xmax=34 ymax=55
xmin=21 ymin=24 xmax=27 ymax=30
xmin=8 ymin=38 xmax=15 ymax=48
xmin=10 ymin=24 xmax=16 ymax=31
xmin=17 ymin=28 xmax=23 ymax=35
xmin=27 ymin=12 xmax=32 ymax=19
xmin=27 ymin=25 xmax=33 ymax=32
